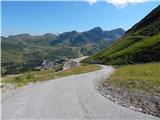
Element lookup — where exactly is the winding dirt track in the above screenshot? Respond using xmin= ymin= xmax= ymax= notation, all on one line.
xmin=2 ymin=66 xmax=158 ymax=119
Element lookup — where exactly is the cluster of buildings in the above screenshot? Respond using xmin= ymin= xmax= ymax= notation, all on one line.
xmin=35 ymin=56 xmax=88 ymax=71
xmin=35 ymin=60 xmax=55 ymax=70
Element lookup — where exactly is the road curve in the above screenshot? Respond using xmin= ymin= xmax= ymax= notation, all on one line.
xmin=2 ymin=65 xmax=158 ymax=119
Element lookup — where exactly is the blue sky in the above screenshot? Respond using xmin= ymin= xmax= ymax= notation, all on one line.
xmin=1 ymin=1 xmax=160 ymax=36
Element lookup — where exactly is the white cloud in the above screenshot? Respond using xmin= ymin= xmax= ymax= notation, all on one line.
xmin=105 ymin=0 xmax=154 ymax=8
xmin=86 ymin=0 xmax=97 ymax=5
xmin=86 ymin=0 xmax=157 ymax=7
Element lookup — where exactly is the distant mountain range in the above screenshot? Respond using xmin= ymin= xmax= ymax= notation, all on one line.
xmin=83 ymin=5 xmax=160 ymax=65
xmin=1 ymin=27 xmax=125 ymax=75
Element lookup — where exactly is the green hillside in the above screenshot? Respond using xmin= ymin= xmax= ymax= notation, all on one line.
xmin=83 ymin=5 xmax=160 ymax=65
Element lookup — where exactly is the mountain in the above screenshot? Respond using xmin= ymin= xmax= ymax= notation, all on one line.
xmin=83 ymin=5 xmax=160 ymax=65
xmin=51 ymin=27 xmax=125 ymax=55
xmin=1 ymin=27 xmax=125 ymax=75
xmin=106 ymin=28 xmax=126 ymax=39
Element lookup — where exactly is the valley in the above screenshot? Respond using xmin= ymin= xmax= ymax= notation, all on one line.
xmin=1 ymin=27 xmax=125 ymax=75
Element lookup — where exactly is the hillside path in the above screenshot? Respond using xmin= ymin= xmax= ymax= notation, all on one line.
xmin=2 ymin=65 xmax=159 ymax=119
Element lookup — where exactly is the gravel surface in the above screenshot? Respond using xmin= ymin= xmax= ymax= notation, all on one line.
xmin=2 ymin=65 xmax=159 ymax=119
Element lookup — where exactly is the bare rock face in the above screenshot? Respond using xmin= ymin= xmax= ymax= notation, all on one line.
xmin=63 ymin=56 xmax=88 ymax=70
xmin=63 ymin=59 xmax=79 ymax=70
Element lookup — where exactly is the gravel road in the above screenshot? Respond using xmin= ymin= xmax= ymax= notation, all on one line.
xmin=2 ymin=66 xmax=159 ymax=119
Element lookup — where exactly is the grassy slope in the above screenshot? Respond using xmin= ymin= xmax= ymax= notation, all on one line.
xmin=105 ymin=63 xmax=160 ymax=96
xmin=2 ymin=64 xmax=101 ymax=87
xmin=1 ymin=39 xmax=81 ymax=75
xmin=84 ymin=33 xmax=160 ymax=65
xmin=83 ymin=5 xmax=160 ymax=65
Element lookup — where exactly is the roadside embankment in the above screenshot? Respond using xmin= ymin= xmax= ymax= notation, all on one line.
xmin=95 ymin=63 xmax=160 ymax=117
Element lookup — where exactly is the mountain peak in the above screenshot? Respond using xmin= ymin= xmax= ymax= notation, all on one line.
xmin=42 ymin=33 xmax=56 ymax=37
xmin=90 ymin=27 xmax=103 ymax=32
xmin=109 ymin=28 xmax=125 ymax=35
xmin=43 ymin=33 xmax=54 ymax=36
xmin=8 ymin=33 xmax=31 ymax=39
xmin=9 ymin=33 xmax=31 ymax=37
xmin=115 ymin=27 xmax=125 ymax=31
xmin=70 ymin=30 xmax=78 ymax=34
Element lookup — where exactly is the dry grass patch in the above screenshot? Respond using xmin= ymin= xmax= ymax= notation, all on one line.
xmin=2 ymin=64 xmax=101 ymax=87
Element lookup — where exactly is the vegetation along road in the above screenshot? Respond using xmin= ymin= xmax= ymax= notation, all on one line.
xmin=2 ymin=65 xmax=158 ymax=119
